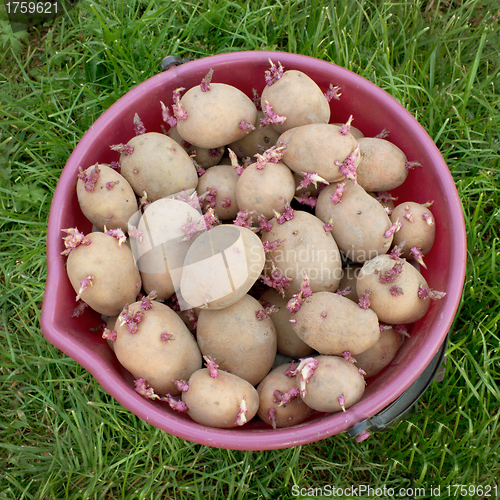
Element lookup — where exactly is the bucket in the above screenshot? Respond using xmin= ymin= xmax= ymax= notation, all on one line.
xmin=41 ymin=51 xmax=466 ymax=450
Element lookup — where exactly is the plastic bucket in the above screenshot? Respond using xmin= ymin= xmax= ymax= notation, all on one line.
xmin=41 ymin=51 xmax=466 ymax=450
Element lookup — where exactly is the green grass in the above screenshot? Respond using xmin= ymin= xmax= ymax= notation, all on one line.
xmin=1 ymin=0 xmax=499 ymax=498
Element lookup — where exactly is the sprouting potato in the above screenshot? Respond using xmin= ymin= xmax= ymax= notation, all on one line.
xmin=118 ymin=131 xmax=198 ymax=202
xmin=76 ymin=163 xmax=138 ymax=233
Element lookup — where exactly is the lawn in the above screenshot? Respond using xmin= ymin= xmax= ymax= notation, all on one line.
xmin=1 ymin=0 xmax=499 ymax=499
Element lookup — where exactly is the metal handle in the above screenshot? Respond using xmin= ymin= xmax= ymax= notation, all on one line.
xmin=347 ymin=333 xmax=449 ymax=442
xmin=160 ymin=56 xmax=196 ymax=72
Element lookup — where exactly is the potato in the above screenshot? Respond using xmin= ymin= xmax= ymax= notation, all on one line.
xmin=390 ymin=202 xmax=436 ymax=260
xmin=259 ymin=288 xmax=315 ymax=358
xmin=131 ymin=197 xmax=202 ymax=302
xmin=228 ymin=111 xmax=281 ymax=159
xmin=299 ymin=355 xmax=366 ymax=413
xmin=315 ymin=180 xmax=393 ymax=263
xmin=179 ymin=224 xmax=265 ymax=310
xmin=257 ymin=364 xmax=313 ymax=428
xmin=119 ymin=132 xmax=198 ymax=202
xmin=114 ymin=300 xmax=202 ymax=396
xmin=177 ymin=83 xmax=258 ymax=149
xmin=355 ymin=327 xmax=403 ymax=378
xmin=196 ymin=294 xmax=277 ymax=386
xmin=235 ymin=161 xmax=296 ymax=219
xmin=337 ymin=264 xmax=363 ymax=302
xmin=76 ymin=163 xmax=138 ymax=232
xmin=66 ymin=232 xmax=141 ymax=316
xmin=279 ymin=124 xmax=360 ymax=183
xmin=182 ymin=367 xmax=259 ymax=428
xmin=262 ymin=211 xmax=342 ymax=299
xmin=197 ymin=164 xmax=240 ymax=220
xmin=356 ymin=137 xmax=408 ymax=192
xmin=291 ymin=291 xmax=380 ymax=355
xmin=261 ymin=69 xmax=330 ymax=134
xmin=167 ymin=125 xmax=224 ymax=168
xmin=355 ymin=254 xmax=431 ymax=324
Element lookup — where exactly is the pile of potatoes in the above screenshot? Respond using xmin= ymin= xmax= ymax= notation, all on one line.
xmin=61 ymin=61 xmax=445 ymax=430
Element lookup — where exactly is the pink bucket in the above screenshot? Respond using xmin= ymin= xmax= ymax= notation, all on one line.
xmin=41 ymin=51 xmax=466 ymax=450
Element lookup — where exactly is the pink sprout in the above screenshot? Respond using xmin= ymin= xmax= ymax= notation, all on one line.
xmin=119 ymin=305 xmax=145 ymax=334
xmin=289 ymin=357 xmax=318 ymax=396
xmin=252 ymin=88 xmax=262 ymax=110
xmin=284 ymin=362 xmax=299 ymax=378
xmin=127 ymin=223 xmax=143 ymax=242
xmin=104 ymin=227 xmax=127 ymax=247
xmin=375 ymin=128 xmax=390 ymax=139
xmin=377 ymin=259 xmax=404 ymax=284
xmin=384 ymin=206 xmax=393 ymax=216
xmin=256 ymin=304 xmax=278 ymax=320
xmin=236 ymin=396 xmax=248 ymax=426
xmin=343 ymin=351 xmax=357 ymax=364
xmin=262 ymin=238 xmax=285 ymax=252
xmin=268 ymin=407 xmax=277 ymax=429
xmin=418 ymin=286 xmax=447 ymax=300
xmin=297 ymin=172 xmax=329 ymax=190
xmin=390 ymin=285 xmax=404 ymax=296
xmin=200 ymin=68 xmax=214 ymax=92
xmin=336 ymin=146 xmax=359 ymax=184
xmin=295 ymin=192 xmax=317 ymax=208
xmin=160 ymin=100 xmax=177 ymax=127
xmin=134 ymin=378 xmax=160 ymax=400
xmin=172 ymin=87 xmax=188 ymax=121
xmin=234 ymin=210 xmax=256 ymax=229
xmin=404 ymin=212 xmax=414 ymax=222
xmin=255 ymin=143 xmax=287 ymax=169
xmin=204 ymin=355 xmax=219 ymax=378
xmin=141 ymin=291 xmax=157 ymax=310
xmin=239 ymin=120 xmax=256 ymax=132
xmin=394 ymin=324 xmax=410 ymax=337
xmin=423 ymin=200 xmax=435 ymax=208
xmin=289 ymin=318 xmax=297 ymax=324
xmin=173 ymin=380 xmax=189 ymax=392
xmin=76 ymin=275 xmax=94 ymax=301
xmin=165 ymin=294 xmax=181 ymax=312
xmin=336 ymin=286 xmax=352 ymax=297
xmin=260 ymin=97 xmax=286 ymax=127
xmin=277 ymin=387 xmax=301 ymax=407
xmin=338 ymin=394 xmax=346 ymax=412
xmin=379 ymin=323 xmax=393 ymax=332
xmin=405 ymin=161 xmax=422 ymax=170
xmin=286 ymin=272 xmax=312 ymax=314
xmin=106 ymin=180 xmax=119 ymax=190
xmin=77 ymin=164 xmax=101 ymax=192
xmin=133 ymin=113 xmax=146 ymax=135
xmin=358 ymin=368 xmax=367 ymax=377
xmin=358 ymin=289 xmax=371 ymax=309
xmin=200 ymin=186 xmax=217 ymax=209
xmin=139 ymin=190 xmax=150 ymax=209
xmin=324 ymin=83 xmax=342 ymax=102
xmin=191 ymin=156 xmax=205 ymax=176
xmin=264 ymin=59 xmax=284 ymax=86
xmin=110 ymin=143 xmax=134 ymax=155
xmin=320 ymin=311 xmax=328 ymax=318
xmin=257 ymin=214 xmax=273 ymax=232
xmin=219 ymin=198 xmax=232 ymax=208
xmin=410 ymin=246 xmax=427 ymax=269
xmin=273 ymin=201 xmax=294 ymax=224
xmin=102 ymin=328 xmax=117 ymax=341
xmin=330 ymin=181 xmax=346 ymax=205
xmin=389 ymin=244 xmax=404 ymax=260
xmin=161 ymin=332 xmax=174 ymax=342
xmin=261 ymin=263 xmax=292 ymax=297
xmin=384 ymin=218 xmax=402 ymax=239
xmin=164 ymin=394 xmax=189 ymax=412
xmin=185 ymin=309 xmax=198 ymax=330
xmin=181 ymin=139 xmax=192 ymax=149
xmin=376 ymin=191 xmax=398 ymax=203
xmin=323 ymin=216 xmax=334 ymax=233
xmin=422 ymin=213 xmax=434 ymax=226
xmin=72 ymin=300 xmax=88 ymax=317
xmin=228 ymin=148 xmax=245 ymax=175
xmin=61 ymin=228 xmax=91 ymax=256
xmin=340 ymin=115 xmax=354 ymax=135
